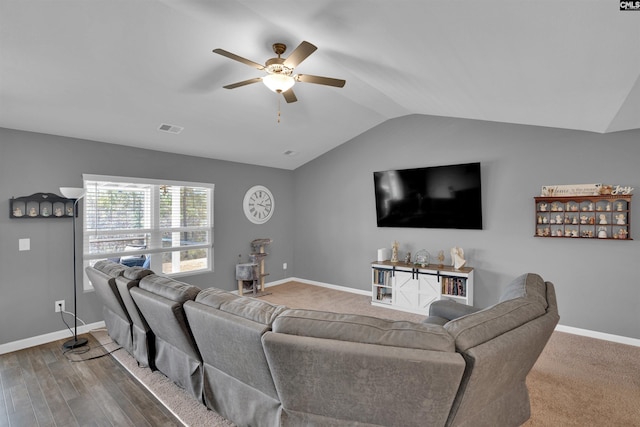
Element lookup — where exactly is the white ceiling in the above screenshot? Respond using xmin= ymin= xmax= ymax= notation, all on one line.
xmin=1 ymin=1 xmax=639 ymax=170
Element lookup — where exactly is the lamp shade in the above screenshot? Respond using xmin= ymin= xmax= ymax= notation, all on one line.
xmin=262 ymin=74 xmax=295 ymax=93
xmin=60 ymin=187 xmax=85 ymax=199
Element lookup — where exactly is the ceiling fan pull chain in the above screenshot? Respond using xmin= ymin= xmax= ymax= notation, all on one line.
xmin=277 ymin=97 xmax=281 ymax=124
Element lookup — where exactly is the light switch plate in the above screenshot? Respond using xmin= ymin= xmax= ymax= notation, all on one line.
xmin=19 ymin=238 xmax=30 ymax=251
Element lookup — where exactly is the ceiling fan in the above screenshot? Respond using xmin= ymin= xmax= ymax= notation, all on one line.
xmin=213 ymin=41 xmax=345 ymax=103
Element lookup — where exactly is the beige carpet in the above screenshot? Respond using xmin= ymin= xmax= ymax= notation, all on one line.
xmin=524 ymin=331 xmax=640 ymax=426
xmin=94 ymin=281 xmax=640 ymax=427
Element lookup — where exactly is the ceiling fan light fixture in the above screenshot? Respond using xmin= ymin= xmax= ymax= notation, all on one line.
xmin=263 ymin=73 xmax=295 ymax=93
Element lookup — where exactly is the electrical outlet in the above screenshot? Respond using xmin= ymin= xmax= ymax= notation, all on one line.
xmin=283 ymin=263 xmax=287 ymax=270
xmin=55 ymin=300 xmax=65 ymax=313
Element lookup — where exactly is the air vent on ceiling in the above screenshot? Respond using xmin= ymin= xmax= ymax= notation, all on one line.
xmin=158 ymin=123 xmax=184 ymax=134
xmin=283 ymin=150 xmax=298 ymax=156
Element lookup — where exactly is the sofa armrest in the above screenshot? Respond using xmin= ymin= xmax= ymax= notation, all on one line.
xmin=428 ymin=299 xmax=481 ymax=321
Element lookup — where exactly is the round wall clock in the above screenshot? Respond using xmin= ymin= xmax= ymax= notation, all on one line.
xmin=243 ymin=185 xmax=274 ymax=224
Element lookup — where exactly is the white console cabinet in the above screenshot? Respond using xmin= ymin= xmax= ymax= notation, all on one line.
xmin=371 ymin=261 xmax=474 ymax=315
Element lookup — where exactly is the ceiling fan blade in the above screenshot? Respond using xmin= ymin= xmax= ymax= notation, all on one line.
xmin=283 ymin=41 xmax=317 ymax=68
xmin=213 ymin=49 xmax=265 ymax=70
xmin=223 ymin=77 xmax=263 ymax=89
xmin=282 ymin=88 xmax=297 ymax=103
xmin=296 ymin=74 xmax=346 ymax=88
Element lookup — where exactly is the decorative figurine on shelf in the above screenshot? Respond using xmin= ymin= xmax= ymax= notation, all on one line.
xmin=451 ymin=247 xmax=466 ymax=270
xmin=66 ymin=206 xmax=73 ymax=216
xmin=390 ymin=241 xmax=399 ymax=263
xmin=588 ymin=203 xmax=593 ymax=211
xmin=539 ymin=203 xmax=547 ymax=212
xmin=617 ymin=229 xmax=628 ymax=239
xmin=404 ymin=252 xmax=411 ymax=264
xmin=599 ymin=214 xmax=608 ymax=225
xmin=556 ymin=229 xmax=563 ymax=237
xmin=13 ymin=207 xmax=23 ymax=217
xmin=616 ymin=202 xmax=624 ymax=212
xmin=555 ymin=215 xmax=563 ymax=224
xmin=28 ymin=207 xmax=38 ymax=217
xmin=54 ymin=207 xmax=63 ymax=217
xmin=414 ymin=250 xmax=430 ymax=267
xmin=615 ymin=214 xmax=626 ymax=225
xmin=606 ymin=203 xmax=611 ymax=211
xmin=437 ymin=250 xmax=445 ymax=267
xmin=598 ymin=227 xmax=608 ymax=239
xmin=42 ymin=207 xmax=50 ymax=217
xmin=600 ymin=185 xmax=613 ymax=195
xmin=580 ymin=215 xmax=588 ymax=225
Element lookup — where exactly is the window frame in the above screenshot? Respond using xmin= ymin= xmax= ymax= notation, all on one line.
xmin=82 ymin=174 xmax=214 ymax=290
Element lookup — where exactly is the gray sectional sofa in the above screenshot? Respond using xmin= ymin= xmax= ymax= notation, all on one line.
xmin=87 ymin=261 xmax=559 ymax=427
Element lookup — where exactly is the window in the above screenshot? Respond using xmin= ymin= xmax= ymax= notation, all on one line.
xmin=82 ymin=174 xmax=214 ymax=290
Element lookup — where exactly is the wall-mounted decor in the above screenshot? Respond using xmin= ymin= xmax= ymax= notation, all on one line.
xmin=534 ymin=194 xmax=632 ymax=240
xmin=243 ymin=185 xmax=274 ymax=224
xmin=541 ymin=183 xmax=602 ymax=197
xmin=10 ymin=192 xmax=77 ymax=219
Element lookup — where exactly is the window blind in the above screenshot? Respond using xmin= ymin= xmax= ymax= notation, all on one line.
xmin=82 ymin=175 xmax=214 ymax=289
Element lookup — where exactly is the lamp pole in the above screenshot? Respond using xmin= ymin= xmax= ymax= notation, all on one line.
xmin=63 ymin=195 xmax=88 ymax=349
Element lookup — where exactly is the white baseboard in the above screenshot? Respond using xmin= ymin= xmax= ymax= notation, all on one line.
xmin=266 ymin=277 xmax=371 ymax=296
xmin=0 ymin=321 xmax=106 ymax=355
xmin=554 ymin=324 xmax=640 ymax=347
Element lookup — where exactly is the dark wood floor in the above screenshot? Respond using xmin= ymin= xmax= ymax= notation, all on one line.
xmin=0 ymin=333 xmax=182 ymax=427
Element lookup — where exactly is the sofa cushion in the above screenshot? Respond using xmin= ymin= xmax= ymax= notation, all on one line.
xmin=138 ymin=274 xmax=200 ymax=303
xmin=499 ymin=272 xmax=548 ymax=309
xmin=123 ymin=266 xmax=154 ymax=280
xmin=194 ymin=287 xmax=237 ymax=308
xmin=272 ymin=309 xmax=455 ymax=352
xmin=195 ymin=287 xmax=287 ymax=324
xmin=93 ymin=260 xmax=127 ymax=277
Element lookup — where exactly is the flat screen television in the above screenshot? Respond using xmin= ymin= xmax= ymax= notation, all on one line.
xmin=373 ymin=162 xmax=482 ymax=229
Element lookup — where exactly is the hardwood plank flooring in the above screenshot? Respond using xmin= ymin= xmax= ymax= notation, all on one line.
xmin=0 ymin=334 xmax=181 ymax=427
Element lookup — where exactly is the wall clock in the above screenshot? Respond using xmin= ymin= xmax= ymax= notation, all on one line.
xmin=243 ymin=185 xmax=274 ymax=224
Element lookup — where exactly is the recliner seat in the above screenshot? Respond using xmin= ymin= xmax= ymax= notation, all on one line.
xmin=130 ymin=274 xmax=203 ymax=401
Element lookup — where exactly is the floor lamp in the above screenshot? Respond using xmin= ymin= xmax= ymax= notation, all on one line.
xmin=60 ymin=187 xmax=88 ymax=349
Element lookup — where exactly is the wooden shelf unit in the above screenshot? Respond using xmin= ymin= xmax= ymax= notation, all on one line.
xmin=10 ymin=192 xmax=77 ymax=219
xmin=534 ymin=194 xmax=632 ymax=240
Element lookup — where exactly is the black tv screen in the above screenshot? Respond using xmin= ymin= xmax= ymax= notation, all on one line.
xmin=374 ymin=162 xmax=483 ymax=229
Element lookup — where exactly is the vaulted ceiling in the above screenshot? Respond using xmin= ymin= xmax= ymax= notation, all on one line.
xmin=1 ymin=1 xmax=639 ymax=169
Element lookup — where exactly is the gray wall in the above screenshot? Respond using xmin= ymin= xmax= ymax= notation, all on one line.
xmin=0 ymin=128 xmax=293 ymax=345
xmin=292 ymin=114 xmax=640 ymax=339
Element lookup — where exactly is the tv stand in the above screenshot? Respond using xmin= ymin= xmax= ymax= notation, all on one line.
xmin=371 ymin=261 xmax=473 ymax=315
